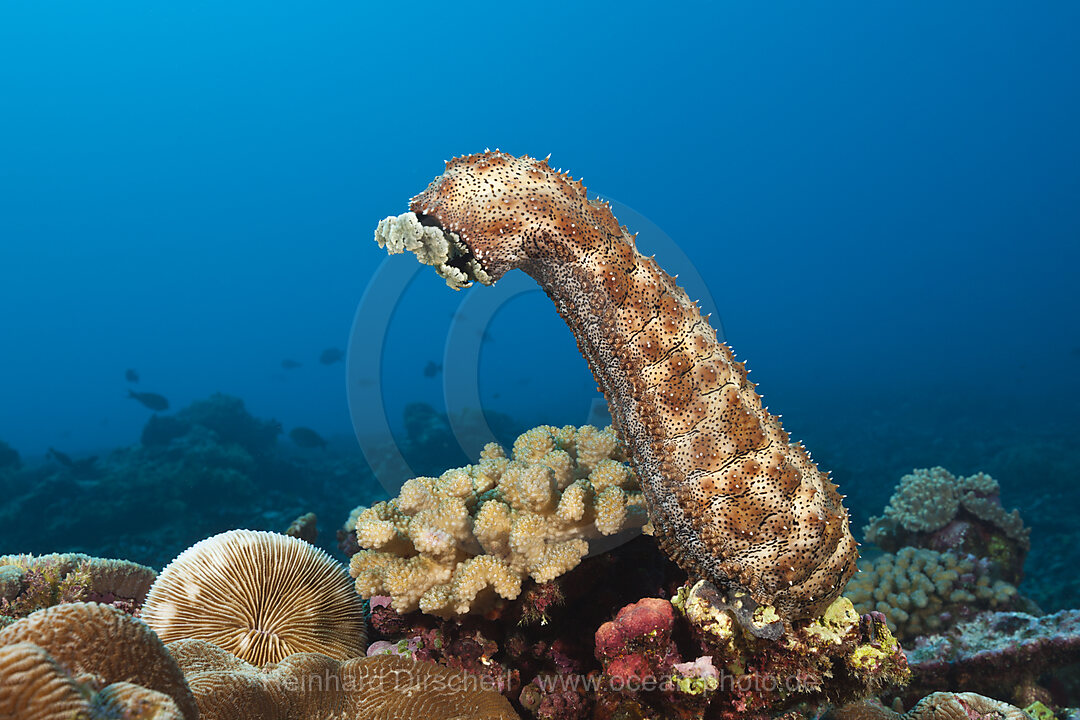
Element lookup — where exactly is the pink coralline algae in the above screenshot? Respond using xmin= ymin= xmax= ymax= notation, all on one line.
xmin=591 ymin=583 xmax=910 ymax=720
xmin=595 ymin=598 xmax=680 ymax=693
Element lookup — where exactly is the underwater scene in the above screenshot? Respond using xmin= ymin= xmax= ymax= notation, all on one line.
xmin=1 ymin=3 xmax=1078 ymax=719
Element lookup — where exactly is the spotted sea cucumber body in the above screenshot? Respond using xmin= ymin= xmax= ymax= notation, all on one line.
xmin=393 ymin=151 xmax=858 ymax=620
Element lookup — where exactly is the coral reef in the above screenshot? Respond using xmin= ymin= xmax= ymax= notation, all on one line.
xmin=668 ymin=581 xmax=907 ymax=718
xmin=864 ymin=467 xmax=1029 ymax=583
xmin=142 ymin=529 xmax=366 ymax=665
xmin=285 ymin=511 xmax=318 ymax=543
xmin=349 ymin=424 xmax=647 ymax=616
xmin=0 ymin=602 xmax=198 ymax=719
xmin=902 ymin=608 xmax=1080 ymax=707
xmin=170 ymin=638 xmax=520 ymax=720
xmin=144 ymin=393 xmax=282 ymax=457
xmin=362 ymin=532 xmax=685 ymax=719
xmin=843 ymin=548 xmax=1019 ymax=640
xmin=374 ymin=150 xmax=858 ymax=621
xmin=587 ymin=579 xmax=910 ymax=719
xmin=592 ymin=597 xmax=692 ymax=717
xmin=0 ymin=642 xmax=185 ymax=720
xmin=0 ymin=552 xmax=156 ymax=626
xmin=0 ymin=600 xmax=517 ymax=720
xmin=0 ymin=392 xmax=387 ymax=571
xmin=830 ymin=692 xmax=1035 ymax=719
xmin=361 ymin=527 xmax=906 ymax=720
xmin=0 ymin=439 xmax=19 ymax=472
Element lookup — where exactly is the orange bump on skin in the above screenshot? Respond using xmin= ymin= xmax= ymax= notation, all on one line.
xmin=376 ymin=151 xmax=858 ymax=620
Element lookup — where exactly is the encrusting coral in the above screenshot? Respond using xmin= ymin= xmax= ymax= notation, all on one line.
xmin=0 ymin=601 xmax=197 ymax=719
xmin=902 ymin=608 xmax=1080 ymax=707
xmin=349 ymin=424 xmax=647 ymax=616
xmin=141 ymin=529 xmax=366 ymax=665
xmin=0 ymin=552 xmax=156 ymax=627
xmin=169 ymin=638 xmax=520 ymax=720
xmin=374 ymin=150 xmax=858 ymax=621
xmin=843 ymin=548 xmax=1019 ymax=640
xmin=590 ymin=581 xmax=909 ymax=719
xmin=864 ymin=467 xmax=1029 ymax=583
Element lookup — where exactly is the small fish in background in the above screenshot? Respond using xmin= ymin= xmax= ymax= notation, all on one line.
xmin=124 ymin=368 xmax=139 ymax=383
xmin=423 ymin=361 xmax=442 ymax=378
xmin=47 ymin=447 xmax=98 ymax=475
xmin=289 ymin=426 xmax=327 ymax=449
xmin=127 ymin=390 xmax=169 ymax=411
xmin=319 ymin=348 xmax=344 ymax=365
xmin=281 ymin=359 xmax=303 ymax=370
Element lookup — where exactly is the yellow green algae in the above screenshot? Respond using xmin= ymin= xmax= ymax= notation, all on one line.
xmin=1024 ymin=701 xmax=1055 ymax=720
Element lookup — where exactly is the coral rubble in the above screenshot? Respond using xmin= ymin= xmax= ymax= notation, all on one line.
xmin=374 ymin=150 xmax=858 ymax=621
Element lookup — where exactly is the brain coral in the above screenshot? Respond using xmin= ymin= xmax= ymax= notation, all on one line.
xmin=0 ymin=602 xmax=196 ymax=719
xmin=350 ymin=424 xmax=647 ymax=616
xmin=0 ymin=642 xmax=96 ymax=719
xmin=141 ymin=529 xmax=366 ymax=665
xmin=843 ymin=547 xmax=1018 ymax=640
xmin=170 ymin=638 xmax=520 ymax=720
xmin=373 ymin=150 xmax=857 ymax=620
xmin=0 ymin=642 xmax=186 ymax=719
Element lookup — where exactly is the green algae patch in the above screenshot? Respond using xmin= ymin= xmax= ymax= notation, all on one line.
xmin=805 ymin=597 xmax=860 ymax=645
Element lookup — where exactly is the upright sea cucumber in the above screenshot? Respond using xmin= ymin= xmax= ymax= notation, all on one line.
xmin=373 ymin=150 xmax=858 ymax=620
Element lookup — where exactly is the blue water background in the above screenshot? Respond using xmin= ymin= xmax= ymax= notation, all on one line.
xmin=0 ymin=3 xmax=1077 ymax=550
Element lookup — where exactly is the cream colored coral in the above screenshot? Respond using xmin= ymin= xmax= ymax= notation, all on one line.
xmin=375 ymin=211 xmax=493 ymax=289
xmin=864 ymin=467 xmax=1030 ymax=548
xmin=843 ymin=548 xmax=1017 ymax=639
xmin=879 ymin=467 xmax=961 ymax=533
xmin=349 ymin=425 xmax=647 ymax=617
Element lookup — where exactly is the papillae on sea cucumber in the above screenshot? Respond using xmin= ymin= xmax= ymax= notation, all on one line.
xmin=373 ymin=150 xmax=858 ymax=621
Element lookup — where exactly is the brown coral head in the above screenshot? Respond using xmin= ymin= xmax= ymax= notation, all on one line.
xmin=141 ymin=529 xmax=366 ymax=666
xmin=0 ymin=602 xmax=197 ymax=719
xmin=408 ymin=150 xmax=611 ymax=284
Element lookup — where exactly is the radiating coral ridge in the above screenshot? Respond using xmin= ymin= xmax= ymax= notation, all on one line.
xmin=349 ymin=424 xmax=647 ymax=617
xmin=373 ymin=150 xmax=859 ymax=620
xmin=141 ymin=529 xmax=367 ymax=665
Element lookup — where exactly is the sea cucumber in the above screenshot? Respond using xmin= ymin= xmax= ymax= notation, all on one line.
xmin=373 ymin=150 xmax=858 ymax=620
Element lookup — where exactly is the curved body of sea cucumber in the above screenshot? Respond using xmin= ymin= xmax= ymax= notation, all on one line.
xmin=373 ymin=151 xmax=858 ymax=620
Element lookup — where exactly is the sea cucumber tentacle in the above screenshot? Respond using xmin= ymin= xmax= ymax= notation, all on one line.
xmin=374 ymin=150 xmax=858 ymax=620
